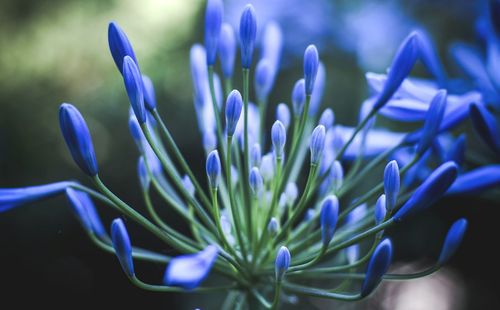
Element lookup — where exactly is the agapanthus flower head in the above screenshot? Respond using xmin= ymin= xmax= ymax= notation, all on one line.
xmin=375 ymin=194 xmax=387 ymax=225
xmin=204 ymin=0 xmax=224 ymax=66
xmin=225 ymin=90 xmax=243 ymax=136
xmin=320 ymin=195 xmax=339 ymax=247
xmin=218 ymin=23 xmax=237 ymax=78
xmin=292 ymin=79 xmax=306 ymax=117
xmin=372 ymin=32 xmax=420 ymax=110
xmin=394 ymin=161 xmax=458 ymax=222
xmin=469 ymin=103 xmax=500 ymax=154
xmin=249 ymin=167 xmax=264 ymax=196
xmin=310 ymin=125 xmax=326 ymax=165
xmin=111 ymin=218 xmax=134 ymax=277
xmin=59 ymin=103 xmax=98 ymax=176
xmin=108 ymin=21 xmax=137 ymax=74
xmin=438 ymin=218 xmax=468 ymax=265
xmin=66 ymin=188 xmax=106 ymax=238
xmin=239 ymin=4 xmax=257 ymax=69
xmin=361 ymin=238 xmax=393 ymax=297
xmin=275 ymin=246 xmax=291 ymax=281
xmin=276 ymin=103 xmax=291 ymax=129
xmin=303 ymin=44 xmax=319 ymax=95
xmin=164 ymin=245 xmax=219 ymax=290
xmin=416 ymin=89 xmax=447 ymax=155
xmin=123 ymin=56 xmax=146 ymax=124
xmin=271 ymin=120 xmax=287 ymax=158
xmin=0 ymin=181 xmax=73 ymax=213
xmin=383 ymin=160 xmax=400 ymax=212
xmin=141 ymin=75 xmax=157 ymax=111
xmin=206 ymin=150 xmax=221 ymax=189
xmin=319 ymin=108 xmax=334 ymax=129
xmin=255 ymin=59 xmax=273 ymax=101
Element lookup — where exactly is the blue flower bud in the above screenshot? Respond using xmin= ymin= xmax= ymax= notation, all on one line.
xmin=361 ymin=238 xmax=393 ymax=297
xmin=319 ymin=108 xmax=334 ymax=129
xmin=66 ymin=188 xmax=106 ymax=238
xmin=218 ymin=23 xmax=236 ymax=78
xmin=304 ymin=45 xmax=319 ymax=96
xmin=202 ymin=131 xmax=217 ymax=155
xmin=239 ymin=4 xmax=257 ymax=69
xmin=141 ymin=75 xmax=157 ymax=111
xmin=284 ymin=182 xmax=298 ymax=206
xmin=260 ymin=153 xmax=275 ymax=182
xmin=123 ymin=56 xmax=146 ymax=124
xmin=255 ymin=60 xmax=272 ymax=101
xmin=0 ymin=181 xmax=74 ymax=213
xmin=310 ymin=62 xmax=326 ymax=116
xmin=206 ymin=150 xmax=221 ymax=189
xmin=469 ymin=103 xmax=500 ymax=154
xmin=137 ymin=157 xmax=150 ymax=190
xmin=276 ymin=103 xmax=291 ymax=129
xmin=128 ymin=112 xmax=146 ymax=153
xmin=393 ymin=161 xmax=458 ymax=222
xmin=292 ymin=79 xmax=306 ymax=116
xmin=271 ymin=120 xmax=286 ymax=158
xmin=275 ymin=246 xmax=291 ymax=281
xmin=373 ymin=32 xmax=420 ymax=110
xmin=268 ymin=217 xmax=279 ymax=235
xmin=383 ymin=160 xmax=400 ymax=212
xmin=415 ymin=29 xmax=447 ymax=86
xmin=164 ymin=245 xmax=219 ymax=290
xmin=225 ymin=90 xmax=243 ymax=136
xmin=438 ymin=218 xmax=467 ymax=265
xmin=447 ymin=165 xmax=500 ymax=194
xmin=182 ymin=175 xmax=195 ymax=197
xmin=111 ymin=218 xmax=134 ymax=277
xmin=320 ymin=195 xmax=339 ymax=247
xmin=310 ymin=125 xmax=326 ymax=165
xmin=59 ymin=103 xmax=98 ymax=176
xmin=375 ymin=194 xmax=387 ymax=225
xmin=108 ymin=22 xmax=137 ymax=74
xmin=204 ymin=0 xmax=223 ymax=65
xmin=250 ymin=143 xmax=262 ymax=167
xmin=190 ymin=45 xmax=209 ymax=104
xmin=416 ymin=90 xmax=447 ymax=155
xmin=444 ymin=134 xmax=466 ymax=167
xmin=261 ymin=21 xmax=283 ymax=83
xmin=249 ymin=167 xmax=264 ymax=196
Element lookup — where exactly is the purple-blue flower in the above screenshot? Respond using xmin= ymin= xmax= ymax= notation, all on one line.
xmin=239 ymin=4 xmax=257 ymax=69
xmin=271 ymin=120 xmax=286 ymax=158
xmin=383 ymin=160 xmax=400 ymax=212
xmin=310 ymin=125 xmax=326 ymax=165
xmin=393 ymin=161 xmax=458 ymax=222
xmin=447 ymin=165 xmax=500 ymax=195
xmin=0 ymin=181 xmax=74 ymax=213
xmin=141 ymin=75 xmax=157 ymax=111
xmin=204 ymin=0 xmax=223 ymax=66
xmin=59 ymin=103 xmax=99 ymax=176
xmin=164 ymin=245 xmax=219 ymax=290
xmin=218 ymin=23 xmax=237 ymax=78
xmin=108 ymin=21 xmax=137 ymax=74
xmin=361 ymin=238 xmax=393 ymax=297
xmin=276 ymin=103 xmax=291 ymax=129
xmin=275 ymin=246 xmax=291 ymax=281
xmin=292 ymin=79 xmax=306 ymax=116
xmin=66 ymin=188 xmax=106 ymax=238
xmin=320 ymin=195 xmax=339 ymax=247
xmin=438 ymin=218 xmax=467 ymax=265
xmin=123 ymin=56 xmax=146 ymax=124
xmin=111 ymin=218 xmax=135 ymax=277
xmin=225 ymin=90 xmax=243 ymax=136
xmin=303 ymin=45 xmax=319 ymax=96
xmin=206 ymin=150 xmax=221 ymax=189
xmin=416 ymin=89 xmax=447 ymax=155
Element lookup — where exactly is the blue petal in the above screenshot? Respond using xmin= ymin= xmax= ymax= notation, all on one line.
xmin=66 ymin=188 xmax=106 ymax=238
xmin=164 ymin=245 xmax=219 ymax=290
xmin=447 ymin=165 xmax=500 ymax=195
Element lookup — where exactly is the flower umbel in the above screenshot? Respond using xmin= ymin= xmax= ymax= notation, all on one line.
xmin=3 ymin=2 xmax=496 ymax=308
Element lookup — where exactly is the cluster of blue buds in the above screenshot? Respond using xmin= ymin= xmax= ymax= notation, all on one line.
xmin=2 ymin=1 xmax=499 ymax=308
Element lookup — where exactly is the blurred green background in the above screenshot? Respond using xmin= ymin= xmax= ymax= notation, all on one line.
xmin=0 ymin=0 xmax=498 ymax=308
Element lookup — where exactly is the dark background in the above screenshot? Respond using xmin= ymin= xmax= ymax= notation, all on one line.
xmin=0 ymin=0 xmax=498 ymax=308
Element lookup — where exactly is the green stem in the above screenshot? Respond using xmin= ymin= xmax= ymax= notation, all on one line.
xmin=271 ymin=281 xmax=282 ymax=310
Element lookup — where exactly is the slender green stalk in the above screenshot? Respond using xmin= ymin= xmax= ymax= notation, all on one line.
xmin=226 ymin=135 xmax=249 ymax=261
xmin=242 ymin=68 xmax=252 ymax=233
xmin=283 ymin=282 xmax=362 ymax=301
xmin=271 ymin=281 xmax=282 ymax=310
xmin=130 ymin=276 xmax=237 ymax=293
